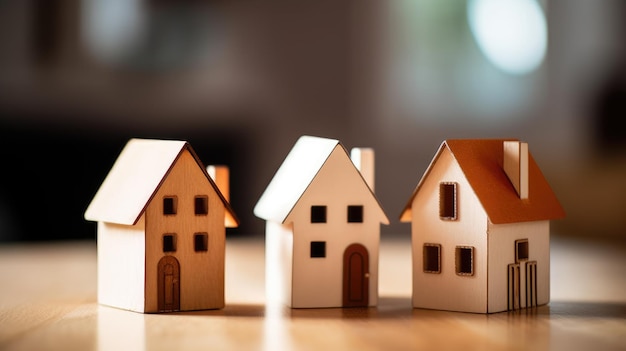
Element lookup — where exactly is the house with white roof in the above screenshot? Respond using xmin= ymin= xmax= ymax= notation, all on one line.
xmin=254 ymin=135 xmax=389 ymax=308
xmin=85 ymin=138 xmax=238 ymax=313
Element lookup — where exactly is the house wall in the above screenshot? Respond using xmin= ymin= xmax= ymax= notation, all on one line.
xmin=487 ymin=220 xmax=550 ymax=313
xmin=97 ymin=217 xmax=146 ymax=312
xmin=284 ymin=146 xmax=386 ymax=308
xmin=265 ymin=221 xmax=294 ymax=307
xmin=144 ymin=149 xmax=226 ymax=312
xmin=411 ymin=148 xmax=489 ymax=313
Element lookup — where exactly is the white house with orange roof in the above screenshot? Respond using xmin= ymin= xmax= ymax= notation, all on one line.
xmin=400 ymin=139 xmax=565 ymax=313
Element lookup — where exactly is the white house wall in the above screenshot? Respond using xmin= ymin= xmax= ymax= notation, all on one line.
xmin=97 ymin=217 xmax=146 ymax=312
xmin=487 ymin=220 xmax=550 ymax=313
xmin=411 ymin=148 xmax=489 ymax=313
xmin=285 ymin=146 xmax=384 ymax=308
xmin=265 ymin=221 xmax=294 ymax=307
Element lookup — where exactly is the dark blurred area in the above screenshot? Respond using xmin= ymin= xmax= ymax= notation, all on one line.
xmin=1 ymin=0 xmax=625 ymax=242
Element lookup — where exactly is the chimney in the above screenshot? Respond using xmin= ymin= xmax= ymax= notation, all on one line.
xmin=207 ymin=165 xmax=230 ymax=202
xmin=350 ymin=147 xmax=375 ymax=192
xmin=503 ymin=141 xmax=529 ymax=199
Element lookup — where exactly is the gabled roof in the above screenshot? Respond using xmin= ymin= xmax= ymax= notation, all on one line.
xmin=400 ymin=139 xmax=565 ymax=224
xmin=254 ymin=135 xmax=389 ymax=225
xmin=84 ymin=138 xmax=238 ymax=227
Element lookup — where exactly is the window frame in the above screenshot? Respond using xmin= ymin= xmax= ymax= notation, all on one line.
xmin=423 ymin=243 xmax=442 ymax=274
xmin=455 ymin=246 xmax=474 ymax=276
xmin=515 ymin=239 xmax=529 ymax=263
xmin=310 ymin=241 xmax=327 ymax=258
xmin=439 ymin=182 xmax=457 ymax=220
xmin=310 ymin=205 xmax=327 ymax=223
xmin=194 ymin=195 xmax=209 ymax=215
xmin=162 ymin=233 xmax=177 ymax=253
xmin=194 ymin=232 xmax=208 ymax=252
xmin=347 ymin=205 xmax=364 ymax=223
xmin=163 ymin=196 xmax=178 ymax=215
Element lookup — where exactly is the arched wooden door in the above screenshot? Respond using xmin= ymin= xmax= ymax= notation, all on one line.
xmin=343 ymin=243 xmax=369 ymax=307
xmin=158 ymin=256 xmax=180 ymax=312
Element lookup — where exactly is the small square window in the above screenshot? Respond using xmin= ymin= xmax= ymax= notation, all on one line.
xmin=310 ymin=241 xmax=326 ymax=258
xmin=423 ymin=244 xmax=441 ymax=273
xmin=194 ymin=233 xmax=208 ymax=252
xmin=311 ymin=206 xmax=327 ymax=223
xmin=163 ymin=234 xmax=176 ymax=252
xmin=455 ymin=246 xmax=474 ymax=276
xmin=439 ymin=183 xmax=457 ymax=220
xmin=516 ymin=239 xmax=529 ymax=262
xmin=347 ymin=205 xmax=364 ymax=223
xmin=163 ymin=196 xmax=177 ymax=215
xmin=195 ymin=196 xmax=208 ymax=215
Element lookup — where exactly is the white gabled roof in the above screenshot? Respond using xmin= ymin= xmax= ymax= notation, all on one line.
xmin=84 ymin=138 xmax=238 ymax=227
xmin=254 ymin=135 xmax=388 ymax=225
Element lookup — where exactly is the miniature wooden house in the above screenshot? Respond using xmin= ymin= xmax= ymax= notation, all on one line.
xmin=84 ymin=138 xmax=238 ymax=313
xmin=254 ymin=135 xmax=389 ymax=308
xmin=400 ymin=139 xmax=565 ymax=313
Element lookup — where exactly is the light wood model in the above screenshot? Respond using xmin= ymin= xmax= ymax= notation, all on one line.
xmin=84 ymin=138 xmax=238 ymax=313
xmin=400 ymin=139 xmax=565 ymax=313
xmin=254 ymin=135 xmax=389 ymax=308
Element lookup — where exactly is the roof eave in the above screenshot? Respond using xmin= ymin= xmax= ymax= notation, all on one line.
xmin=398 ymin=141 xmax=448 ymax=222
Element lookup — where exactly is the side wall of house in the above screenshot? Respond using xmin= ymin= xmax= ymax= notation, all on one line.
xmin=98 ymin=218 xmax=146 ymax=312
xmin=411 ymin=148 xmax=489 ymax=313
xmin=285 ymin=146 xmax=385 ymax=308
xmin=487 ymin=220 xmax=550 ymax=313
xmin=144 ymin=149 xmax=226 ymax=312
xmin=265 ymin=221 xmax=294 ymax=307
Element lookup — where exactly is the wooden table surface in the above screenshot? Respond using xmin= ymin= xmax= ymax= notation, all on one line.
xmin=1 ymin=234 xmax=625 ymax=351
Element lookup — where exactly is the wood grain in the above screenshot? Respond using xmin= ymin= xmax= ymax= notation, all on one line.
xmin=0 ymin=234 xmax=625 ymax=351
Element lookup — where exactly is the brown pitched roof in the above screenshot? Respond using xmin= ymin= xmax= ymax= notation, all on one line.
xmin=400 ymin=139 xmax=565 ymax=224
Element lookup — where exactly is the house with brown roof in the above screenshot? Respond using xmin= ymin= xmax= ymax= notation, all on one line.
xmin=85 ymin=138 xmax=238 ymax=313
xmin=400 ymin=139 xmax=565 ymax=313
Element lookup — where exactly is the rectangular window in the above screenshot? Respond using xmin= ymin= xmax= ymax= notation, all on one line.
xmin=163 ymin=234 xmax=176 ymax=252
xmin=163 ymin=196 xmax=177 ymax=215
xmin=347 ymin=205 xmax=364 ymax=223
xmin=455 ymin=246 xmax=474 ymax=276
xmin=194 ymin=233 xmax=208 ymax=252
xmin=195 ymin=195 xmax=208 ymax=215
xmin=516 ymin=239 xmax=529 ymax=262
xmin=310 ymin=205 xmax=327 ymax=223
xmin=439 ymin=182 xmax=457 ymax=220
xmin=310 ymin=241 xmax=326 ymax=258
xmin=423 ymin=244 xmax=441 ymax=273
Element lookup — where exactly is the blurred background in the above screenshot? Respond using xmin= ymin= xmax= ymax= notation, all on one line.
xmin=0 ymin=0 xmax=625 ymax=242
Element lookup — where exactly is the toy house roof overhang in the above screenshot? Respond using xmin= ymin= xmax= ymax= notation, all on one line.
xmin=254 ymin=135 xmax=389 ymax=225
xmin=84 ymin=138 xmax=239 ymax=227
xmin=400 ymin=139 xmax=565 ymax=224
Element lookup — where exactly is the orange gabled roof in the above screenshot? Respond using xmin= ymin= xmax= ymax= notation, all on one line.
xmin=400 ymin=139 xmax=565 ymax=224
xmin=84 ymin=138 xmax=239 ymax=228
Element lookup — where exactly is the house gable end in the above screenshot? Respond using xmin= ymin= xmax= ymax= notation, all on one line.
xmin=401 ymin=139 xmax=565 ymax=224
xmin=84 ymin=139 xmax=238 ymax=228
xmin=285 ymin=145 xmax=389 ymax=227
